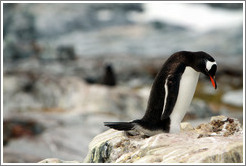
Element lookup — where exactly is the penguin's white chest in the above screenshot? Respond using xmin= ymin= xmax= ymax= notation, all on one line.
xmin=169 ymin=67 xmax=200 ymax=133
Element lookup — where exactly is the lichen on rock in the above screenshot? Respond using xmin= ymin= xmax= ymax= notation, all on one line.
xmin=88 ymin=141 xmax=112 ymax=163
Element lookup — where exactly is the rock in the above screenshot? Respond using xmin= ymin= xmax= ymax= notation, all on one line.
xmin=39 ymin=158 xmax=80 ymax=163
xmin=180 ymin=122 xmax=194 ymax=132
xmin=3 ymin=74 xmax=85 ymax=112
xmin=222 ymin=89 xmax=243 ymax=107
xmin=84 ymin=116 xmax=243 ymax=163
xmin=3 ymin=4 xmax=38 ymax=61
xmin=3 ymin=150 xmax=43 ymax=163
xmin=3 ymin=118 xmax=45 ymax=146
xmin=57 ymin=45 xmax=77 ymax=61
xmin=3 ymin=73 xmax=146 ymax=118
xmin=196 ymin=115 xmax=242 ymax=138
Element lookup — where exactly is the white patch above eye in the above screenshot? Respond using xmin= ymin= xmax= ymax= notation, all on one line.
xmin=206 ymin=61 xmax=216 ymax=71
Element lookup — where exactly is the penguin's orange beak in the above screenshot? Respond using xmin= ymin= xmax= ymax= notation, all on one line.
xmin=209 ymin=75 xmax=217 ymax=89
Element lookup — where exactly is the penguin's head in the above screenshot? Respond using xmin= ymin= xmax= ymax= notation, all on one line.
xmin=192 ymin=51 xmax=217 ymax=89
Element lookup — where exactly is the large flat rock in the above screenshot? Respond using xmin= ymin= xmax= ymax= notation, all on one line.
xmin=83 ymin=116 xmax=243 ymax=163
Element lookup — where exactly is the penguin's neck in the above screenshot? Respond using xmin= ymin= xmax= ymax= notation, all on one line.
xmin=169 ymin=66 xmax=200 ymax=133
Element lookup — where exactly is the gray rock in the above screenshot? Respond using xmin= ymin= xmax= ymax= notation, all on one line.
xmin=3 ymin=4 xmax=38 ymax=61
xmin=3 ymin=72 xmax=147 ymax=119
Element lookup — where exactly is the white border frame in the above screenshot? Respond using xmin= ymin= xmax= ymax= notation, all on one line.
xmin=1 ymin=1 xmax=245 ymax=165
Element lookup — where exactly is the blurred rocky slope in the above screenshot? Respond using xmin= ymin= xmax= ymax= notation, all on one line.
xmin=2 ymin=3 xmax=243 ymax=163
xmin=3 ymin=3 xmax=243 ymax=61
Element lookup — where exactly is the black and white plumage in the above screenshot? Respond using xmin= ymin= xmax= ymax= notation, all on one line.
xmin=104 ymin=51 xmax=217 ymax=136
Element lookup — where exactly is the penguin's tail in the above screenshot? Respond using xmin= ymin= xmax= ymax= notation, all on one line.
xmin=104 ymin=121 xmax=134 ymax=131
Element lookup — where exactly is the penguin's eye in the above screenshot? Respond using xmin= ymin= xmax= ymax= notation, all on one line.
xmin=206 ymin=61 xmax=217 ymax=72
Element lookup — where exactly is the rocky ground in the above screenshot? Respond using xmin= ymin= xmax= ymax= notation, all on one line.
xmin=40 ymin=115 xmax=243 ymax=163
xmin=2 ymin=3 xmax=243 ymax=163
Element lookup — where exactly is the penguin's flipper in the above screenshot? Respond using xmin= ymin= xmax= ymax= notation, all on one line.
xmin=104 ymin=122 xmax=134 ymax=131
xmin=161 ymin=76 xmax=180 ymax=120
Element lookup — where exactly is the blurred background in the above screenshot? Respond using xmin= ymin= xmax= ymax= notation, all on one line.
xmin=2 ymin=2 xmax=244 ymax=163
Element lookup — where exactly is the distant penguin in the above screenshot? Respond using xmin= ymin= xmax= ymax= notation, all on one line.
xmin=104 ymin=51 xmax=217 ymax=136
xmin=102 ymin=63 xmax=117 ymax=86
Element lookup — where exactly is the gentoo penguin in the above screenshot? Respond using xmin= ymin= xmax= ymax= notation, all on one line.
xmin=104 ymin=51 xmax=217 ymax=136
xmin=102 ymin=63 xmax=117 ymax=86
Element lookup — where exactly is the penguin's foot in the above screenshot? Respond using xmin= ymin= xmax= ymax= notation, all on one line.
xmin=125 ymin=130 xmax=138 ymax=136
xmin=129 ymin=124 xmax=163 ymax=137
xmin=104 ymin=121 xmax=164 ymax=137
xmin=125 ymin=130 xmax=150 ymax=139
